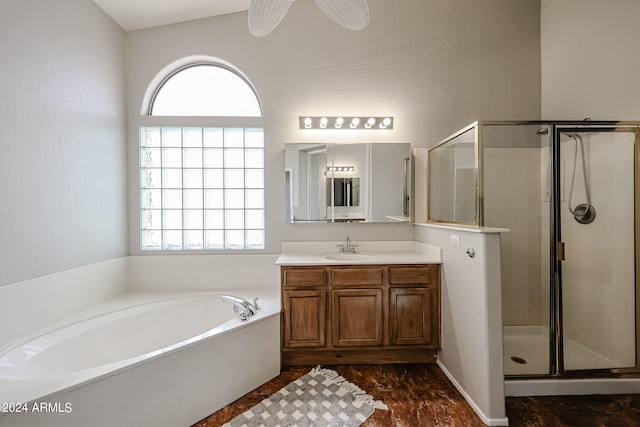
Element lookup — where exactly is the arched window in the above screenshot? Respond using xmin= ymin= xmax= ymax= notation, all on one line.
xmin=148 ymin=64 xmax=262 ymax=116
xmin=140 ymin=61 xmax=264 ymax=251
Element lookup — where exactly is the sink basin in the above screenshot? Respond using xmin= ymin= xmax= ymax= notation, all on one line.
xmin=320 ymin=252 xmax=381 ymax=261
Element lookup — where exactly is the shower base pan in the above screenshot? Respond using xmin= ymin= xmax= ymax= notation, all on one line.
xmin=503 ymin=326 xmax=623 ymax=376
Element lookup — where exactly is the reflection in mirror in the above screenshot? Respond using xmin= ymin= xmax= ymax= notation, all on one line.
xmin=285 ymin=143 xmax=412 ymax=223
xmin=428 ymin=127 xmax=477 ymax=225
xmin=328 ymin=178 xmax=360 ymax=207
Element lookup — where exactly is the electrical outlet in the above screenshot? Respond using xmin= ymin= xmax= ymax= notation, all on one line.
xmin=451 ymin=235 xmax=461 ymax=246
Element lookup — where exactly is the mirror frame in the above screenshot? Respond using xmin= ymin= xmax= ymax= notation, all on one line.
xmin=427 ymin=123 xmax=480 ymax=226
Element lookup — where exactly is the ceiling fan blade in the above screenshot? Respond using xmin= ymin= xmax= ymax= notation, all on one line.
xmin=314 ymin=0 xmax=370 ymax=31
xmin=248 ymin=0 xmax=294 ymax=37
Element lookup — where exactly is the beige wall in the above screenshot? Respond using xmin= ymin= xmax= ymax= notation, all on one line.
xmin=0 ymin=0 xmax=127 ymax=286
xmin=541 ymin=0 xmax=640 ymax=119
xmin=126 ymin=0 xmax=542 ymax=254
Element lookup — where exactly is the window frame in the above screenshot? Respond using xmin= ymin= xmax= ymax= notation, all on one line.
xmin=135 ymin=58 xmax=266 ymax=253
xmin=147 ymin=62 xmax=263 ymax=117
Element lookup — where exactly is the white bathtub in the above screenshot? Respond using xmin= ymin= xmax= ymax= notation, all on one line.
xmin=0 ymin=291 xmax=280 ymax=427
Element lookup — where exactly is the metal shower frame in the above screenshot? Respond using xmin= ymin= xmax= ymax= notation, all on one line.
xmin=427 ymin=120 xmax=640 ymax=379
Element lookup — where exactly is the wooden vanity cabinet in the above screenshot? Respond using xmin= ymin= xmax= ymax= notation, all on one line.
xmin=281 ymin=264 xmax=440 ymax=366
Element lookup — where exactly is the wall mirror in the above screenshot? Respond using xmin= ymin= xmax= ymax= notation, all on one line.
xmin=285 ymin=143 xmax=412 ymax=223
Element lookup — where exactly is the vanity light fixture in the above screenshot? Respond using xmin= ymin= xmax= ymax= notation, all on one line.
xmin=299 ymin=116 xmax=393 ymax=130
xmin=327 ymin=166 xmax=355 ymax=172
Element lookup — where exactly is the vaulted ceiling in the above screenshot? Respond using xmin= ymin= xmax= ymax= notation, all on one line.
xmin=92 ymin=0 xmax=252 ymax=31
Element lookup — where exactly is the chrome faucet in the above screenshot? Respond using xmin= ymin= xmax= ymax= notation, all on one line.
xmin=221 ymin=295 xmax=260 ymax=321
xmin=337 ymin=236 xmax=358 ymax=253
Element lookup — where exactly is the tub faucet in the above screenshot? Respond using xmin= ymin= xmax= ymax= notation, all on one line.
xmin=221 ymin=295 xmax=259 ymax=321
xmin=337 ymin=236 xmax=358 ymax=253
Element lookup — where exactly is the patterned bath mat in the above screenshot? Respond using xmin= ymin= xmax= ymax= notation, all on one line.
xmin=222 ymin=365 xmax=388 ymax=427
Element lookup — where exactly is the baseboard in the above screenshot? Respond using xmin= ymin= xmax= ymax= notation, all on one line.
xmin=437 ymin=360 xmax=509 ymax=426
xmin=283 ymin=348 xmax=437 ymax=366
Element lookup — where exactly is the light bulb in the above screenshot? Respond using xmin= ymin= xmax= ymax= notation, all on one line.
xmin=304 ymin=117 xmax=312 ymax=128
xmin=379 ymin=117 xmax=392 ymax=129
xmin=320 ymin=117 xmax=328 ymax=129
xmin=365 ymin=117 xmax=376 ymax=128
xmin=350 ymin=118 xmax=360 ymax=129
xmin=335 ymin=117 xmax=344 ymax=128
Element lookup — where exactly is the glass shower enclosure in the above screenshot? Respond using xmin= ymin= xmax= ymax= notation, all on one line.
xmin=428 ymin=121 xmax=640 ymax=378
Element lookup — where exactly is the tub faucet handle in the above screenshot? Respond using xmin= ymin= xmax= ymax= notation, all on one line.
xmin=253 ymin=297 xmax=260 ymax=310
xmin=222 ymin=295 xmax=258 ymax=321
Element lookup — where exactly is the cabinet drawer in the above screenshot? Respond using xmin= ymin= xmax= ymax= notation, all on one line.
xmin=388 ymin=266 xmax=433 ymax=285
xmin=332 ymin=268 xmax=383 ymax=287
xmin=283 ymin=267 xmax=326 ymax=287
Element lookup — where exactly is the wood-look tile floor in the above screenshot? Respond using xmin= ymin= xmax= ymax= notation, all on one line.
xmin=193 ymin=364 xmax=640 ymax=427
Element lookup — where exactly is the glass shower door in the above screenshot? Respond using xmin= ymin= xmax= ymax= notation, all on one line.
xmin=557 ymin=127 xmax=637 ymax=372
xmin=484 ymin=123 xmax=553 ymax=376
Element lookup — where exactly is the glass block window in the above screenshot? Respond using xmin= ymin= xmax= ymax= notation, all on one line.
xmin=140 ymin=127 xmax=265 ymax=250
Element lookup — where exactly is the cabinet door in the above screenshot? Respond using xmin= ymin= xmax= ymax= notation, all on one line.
xmin=390 ymin=288 xmax=432 ymax=345
xmin=283 ymin=290 xmax=326 ymax=348
xmin=332 ymin=289 xmax=383 ymax=347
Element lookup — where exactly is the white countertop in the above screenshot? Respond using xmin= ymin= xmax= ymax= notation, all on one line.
xmin=275 ymin=240 xmax=442 ymax=266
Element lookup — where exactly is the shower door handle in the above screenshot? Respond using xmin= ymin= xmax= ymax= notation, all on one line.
xmin=557 ymin=241 xmax=566 ymax=261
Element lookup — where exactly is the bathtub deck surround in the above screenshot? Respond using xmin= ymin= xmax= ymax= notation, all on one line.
xmin=0 ymin=291 xmax=280 ymax=427
xmin=0 ymin=255 xmax=282 ymax=427
xmin=276 ymin=240 xmax=442 ymax=366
